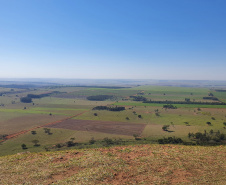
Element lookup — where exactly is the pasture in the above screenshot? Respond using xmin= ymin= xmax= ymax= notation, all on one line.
xmin=0 ymin=85 xmax=226 ymax=156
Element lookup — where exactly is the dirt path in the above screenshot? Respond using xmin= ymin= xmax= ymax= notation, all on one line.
xmin=0 ymin=111 xmax=88 ymax=143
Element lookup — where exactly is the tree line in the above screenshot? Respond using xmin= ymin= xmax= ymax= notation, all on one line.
xmin=20 ymin=91 xmax=60 ymax=103
xmin=92 ymin=106 xmax=125 ymax=111
xmin=87 ymin=95 xmax=114 ymax=101
xmin=143 ymin=100 xmax=226 ymax=105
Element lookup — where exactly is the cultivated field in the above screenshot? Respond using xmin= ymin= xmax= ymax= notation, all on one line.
xmin=47 ymin=119 xmax=146 ymax=136
xmin=0 ymin=85 xmax=226 ymax=155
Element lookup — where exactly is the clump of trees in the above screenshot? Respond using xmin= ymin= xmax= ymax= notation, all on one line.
xmin=163 ymin=104 xmax=177 ymax=109
xmin=67 ymin=138 xmax=77 ymax=147
xmin=102 ymin=137 xmax=123 ymax=147
xmin=158 ymin=137 xmax=183 ymax=144
xmin=188 ymin=130 xmax=225 ymax=145
xmin=20 ymin=97 xmax=32 ymax=103
xmin=20 ymin=92 xmax=58 ymax=103
xmin=93 ymin=106 xmax=125 ymax=111
xmin=87 ymin=95 xmax=114 ymax=101
xmin=130 ymin=96 xmax=147 ymax=101
xmin=203 ymin=97 xmax=219 ymax=101
xmin=27 ymin=93 xmax=51 ymax=99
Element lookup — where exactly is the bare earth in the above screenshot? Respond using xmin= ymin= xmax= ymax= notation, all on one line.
xmin=47 ymin=119 xmax=146 ymax=136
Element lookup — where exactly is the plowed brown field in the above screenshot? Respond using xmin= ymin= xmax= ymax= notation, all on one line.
xmin=47 ymin=119 xmax=146 ymax=136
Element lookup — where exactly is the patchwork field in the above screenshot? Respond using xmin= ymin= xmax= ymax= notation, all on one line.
xmin=0 ymin=85 xmax=226 ymax=156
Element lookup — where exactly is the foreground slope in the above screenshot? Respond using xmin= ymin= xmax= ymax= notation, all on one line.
xmin=0 ymin=144 xmax=225 ymax=185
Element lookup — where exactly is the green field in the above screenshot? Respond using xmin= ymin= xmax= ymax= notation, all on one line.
xmin=0 ymin=85 xmax=226 ymax=156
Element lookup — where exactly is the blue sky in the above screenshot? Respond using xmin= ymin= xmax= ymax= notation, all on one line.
xmin=0 ymin=0 xmax=226 ymax=80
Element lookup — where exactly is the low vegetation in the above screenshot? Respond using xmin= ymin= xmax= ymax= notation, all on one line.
xmin=0 ymin=144 xmax=225 ymax=184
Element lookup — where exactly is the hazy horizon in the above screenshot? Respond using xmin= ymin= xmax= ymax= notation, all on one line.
xmin=0 ymin=0 xmax=226 ymax=80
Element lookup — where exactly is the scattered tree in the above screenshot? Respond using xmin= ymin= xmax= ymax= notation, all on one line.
xmin=21 ymin=144 xmax=27 ymax=149
xmin=56 ymin=143 xmax=62 ymax=148
xmin=43 ymin=128 xmax=51 ymax=135
xmin=162 ymin=125 xmax=170 ymax=131
xmin=32 ymin=140 xmax=40 ymax=146
xmin=155 ymin=112 xmax=160 ymax=116
xmin=31 ymin=131 xmax=36 ymax=135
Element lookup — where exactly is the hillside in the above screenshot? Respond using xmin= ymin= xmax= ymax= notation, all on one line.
xmin=0 ymin=144 xmax=225 ymax=184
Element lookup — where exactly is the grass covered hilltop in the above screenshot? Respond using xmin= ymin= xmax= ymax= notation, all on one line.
xmin=0 ymin=144 xmax=225 ymax=184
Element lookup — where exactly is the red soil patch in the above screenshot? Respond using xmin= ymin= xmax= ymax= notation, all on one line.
xmin=47 ymin=119 xmax=146 ymax=136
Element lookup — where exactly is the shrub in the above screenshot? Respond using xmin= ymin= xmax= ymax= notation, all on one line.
xmin=89 ymin=137 xmax=96 ymax=144
xmin=32 ymin=140 xmax=40 ymax=146
xmin=66 ymin=141 xmax=75 ymax=147
xmin=56 ymin=144 xmax=62 ymax=148
xmin=103 ymin=137 xmax=114 ymax=146
xmin=21 ymin=144 xmax=27 ymax=149
xmin=158 ymin=137 xmax=183 ymax=144
xmin=31 ymin=131 xmax=36 ymax=135
xmin=162 ymin=125 xmax=170 ymax=131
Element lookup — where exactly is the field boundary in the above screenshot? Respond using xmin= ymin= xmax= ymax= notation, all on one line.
xmin=0 ymin=111 xmax=88 ymax=143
